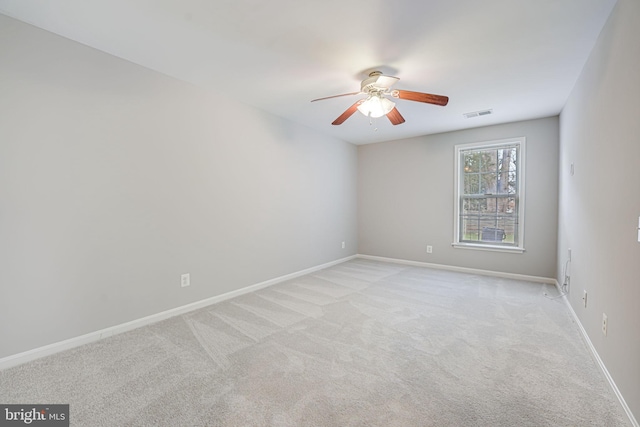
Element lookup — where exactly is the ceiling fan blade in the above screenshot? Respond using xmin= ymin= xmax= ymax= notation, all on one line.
xmin=386 ymin=107 xmax=405 ymax=125
xmin=332 ymin=100 xmax=363 ymax=125
xmin=311 ymin=92 xmax=361 ymax=102
xmin=393 ymin=90 xmax=449 ymax=106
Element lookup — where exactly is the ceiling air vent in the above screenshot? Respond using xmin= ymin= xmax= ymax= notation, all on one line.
xmin=463 ymin=109 xmax=493 ymax=119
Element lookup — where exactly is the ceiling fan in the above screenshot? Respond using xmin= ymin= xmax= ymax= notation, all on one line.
xmin=311 ymin=71 xmax=449 ymax=126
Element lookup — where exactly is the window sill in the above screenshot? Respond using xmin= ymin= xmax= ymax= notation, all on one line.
xmin=452 ymin=242 xmax=525 ymax=253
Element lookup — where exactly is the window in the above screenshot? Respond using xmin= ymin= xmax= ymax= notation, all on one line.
xmin=453 ymin=138 xmax=525 ymax=252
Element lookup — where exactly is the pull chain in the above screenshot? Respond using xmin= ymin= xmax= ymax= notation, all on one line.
xmin=369 ymin=116 xmax=378 ymax=131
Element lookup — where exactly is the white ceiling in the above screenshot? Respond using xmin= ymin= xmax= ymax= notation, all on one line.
xmin=0 ymin=0 xmax=618 ymax=145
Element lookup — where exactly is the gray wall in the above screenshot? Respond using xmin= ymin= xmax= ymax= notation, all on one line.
xmin=558 ymin=0 xmax=640 ymax=419
xmin=0 ymin=16 xmax=358 ymax=359
xmin=358 ymin=117 xmax=559 ymax=278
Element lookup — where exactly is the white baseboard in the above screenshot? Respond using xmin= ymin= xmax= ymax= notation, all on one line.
xmin=557 ymin=287 xmax=639 ymax=427
xmin=0 ymin=255 xmax=357 ymax=371
xmin=356 ymin=254 xmax=556 ymax=284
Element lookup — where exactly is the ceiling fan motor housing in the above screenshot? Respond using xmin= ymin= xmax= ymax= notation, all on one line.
xmin=360 ymin=71 xmax=399 ymax=93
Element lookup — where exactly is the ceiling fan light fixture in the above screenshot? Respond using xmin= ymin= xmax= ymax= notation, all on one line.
xmin=357 ymin=95 xmax=395 ymax=118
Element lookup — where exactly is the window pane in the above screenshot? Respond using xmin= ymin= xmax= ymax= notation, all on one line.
xmin=463 ymin=173 xmax=480 ymax=195
xmin=460 ymin=215 xmax=480 ymax=241
xmin=480 ymin=151 xmax=497 ymax=173
xmin=479 ymin=172 xmax=497 ymax=194
xmin=463 ymin=153 xmax=479 ymax=173
xmin=483 ymin=196 xmax=513 ymax=214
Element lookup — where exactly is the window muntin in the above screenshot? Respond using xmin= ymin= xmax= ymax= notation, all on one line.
xmin=454 ymin=138 xmax=525 ymax=252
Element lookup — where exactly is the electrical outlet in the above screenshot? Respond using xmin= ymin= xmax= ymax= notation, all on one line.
xmin=426 ymin=245 xmax=433 ymax=253
xmin=582 ymin=290 xmax=587 ymax=308
xmin=181 ymin=273 xmax=190 ymax=288
xmin=602 ymin=313 xmax=608 ymax=336
xmin=341 ymin=241 xmax=345 ymax=249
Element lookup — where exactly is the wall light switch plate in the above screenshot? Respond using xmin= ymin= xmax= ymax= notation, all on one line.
xmin=181 ymin=273 xmax=190 ymax=288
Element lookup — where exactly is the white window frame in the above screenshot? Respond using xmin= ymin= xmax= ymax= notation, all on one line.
xmin=452 ymin=137 xmax=526 ymax=253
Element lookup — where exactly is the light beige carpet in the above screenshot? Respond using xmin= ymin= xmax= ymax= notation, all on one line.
xmin=0 ymin=259 xmax=630 ymax=426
